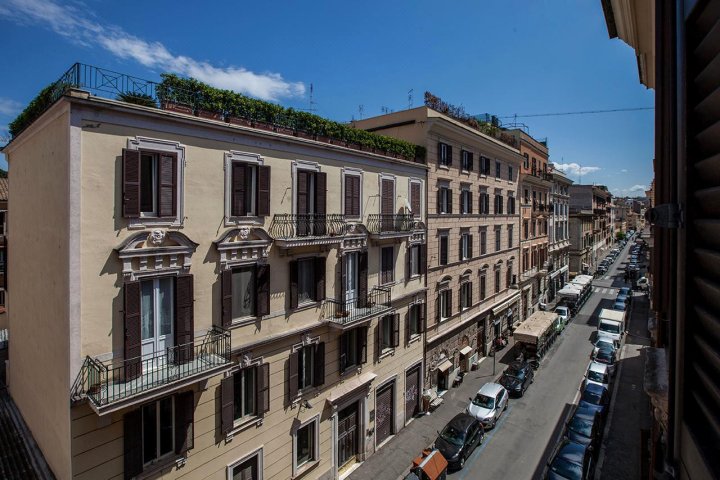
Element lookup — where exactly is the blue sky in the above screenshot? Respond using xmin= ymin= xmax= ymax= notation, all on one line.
xmin=0 ymin=0 xmax=654 ymax=196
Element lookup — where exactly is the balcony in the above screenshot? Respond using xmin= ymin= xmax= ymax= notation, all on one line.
xmin=367 ymin=214 xmax=420 ymax=241
xmin=72 ymin=327 xmax=232 ymax=414
xmin=593 ymin=208 xmax=607 ymax=215
xmin=325 ymin=287 xmax=392 ymax=329
xmin=270 ymin=214 xmax=347 ymax=248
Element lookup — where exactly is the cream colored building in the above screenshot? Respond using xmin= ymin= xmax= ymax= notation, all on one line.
xmin=3 ymin=82 xmax=428 ymax=479
xmin=546 ymin=169 xmax=572 ymax=302
xmin=354 ymin=107 xmax=522 ymax=393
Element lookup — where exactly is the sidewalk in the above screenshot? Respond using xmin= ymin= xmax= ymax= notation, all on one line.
xmin=596 ymin=281 xmax=652 ymax=479
xmin=348 ymin=339 xmax=520 ymax=480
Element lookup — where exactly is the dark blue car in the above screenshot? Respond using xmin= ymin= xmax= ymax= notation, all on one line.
xmin=547 ymin=439 xmax=595 ymax=479
xmin=578 ymin=383 xmax=610 ymax=419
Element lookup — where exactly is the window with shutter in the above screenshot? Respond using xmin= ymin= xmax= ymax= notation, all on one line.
xmin=439 ymin=233 xmax=449 ymax=266
xmin=289 ymin=351 xmax=300 ymax=398
xmin=381 ymin=246 xmax=394 ymax=285
xmin=313 ymin=342 xmax=325 ymax=387
xmin=123 ymin=281 xmax=142 ymax=381
xmin=410 ymin=181 xmax=421 ymax=217
xmin=174 ymin=390 xmax=194 ymax=455
xmin=122 ymin=145 xmax=182 ymax=224
xmin=174 ymin=275 xmax=194 ymax=363
xmin=124 ymin=409 xmax=143 ymax=480
xmin=344 ymin=175 xmax=361 ymax=217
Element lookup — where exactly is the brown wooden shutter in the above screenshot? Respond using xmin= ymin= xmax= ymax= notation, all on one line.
xmin=437 ymin=142 xmax=443 ymax=165
xmin=296 ymin=171 xmax=309 ymax=214
xmin=123 ymin=281 xmax=142 ymax=381
xmin=123 ymin=409 xmax=143 ymax=480
xmin=220 ymin=376 xmax=234 ymax=435
xmin=315 ymin=172 xmax=327 ymax=215
xmin=376 ymin=320 xmax=383 ymax=357
xmin=468 ymin=192 xmax=473 ymax=214
xmin=468 ymin=152 xmax=474 ymax=171
xmin=257 ymin=363 xmax=270 ymax=414
xmin=313 ymin=342 xmax=325 ymax=387
xmin=158 ymin=153 xmax=177 ymax=218
xmin=174 ymin=390 xmax=195 ymax=455
xmin=440 ymin=237 xmax=448 ymax=265
xmin=447 ymin=189 xmax=453 ymax=214
xmin=358 ymin=327 xmax=368 ymax=364
xmin=448 ymin=290 xmax=453 ymax=317
xmin=405 ymin=310 xmax=411 ymax=344
xmin=392 ymin=314 xmax=400 ymax=348
xmin=411 ymin=183 xmax=421 ymax=215
xmin=469 ymin=234 xmax=474 ymax=258
xmin=357 ymin=251 xmax=368 ymax=307
xmin=353 ymin=176 xmax=361 ymax=216
xmin=174 ymin=274 xmax=194 ymax=363
xmin=221 ymin=269 xmax=233 ymax=328
xmin=288 ymin=351 xmax=299 ymax=398
xmin=458 ymin=236 xmax=464 ymax=261
xmin=231 ymin=163 xmax=247 ymax=217
xmin=289 ymin=260 xmax=298 ymax=308
xmin=122 ymin=149 xmax=141 ymax=218
xmin=420 ymin=244 xmax=427 ymax=275
xmin=418 ymin=303 xmax=426 ymax=333
xmin=344 ymin=176 xmax=353 ymax=216
xmin=340 ymin=255 xmax=347 ymax=301
xmin=257 ymin=165 xmax=271 ymax=216
xmin=381 ymin=179 xmax=394 ymax=215
xmin=446 ymin=145 xmax=453 ymax=166
xmin=437 ymin=188 xmax=442 ymax=213
xmin=256 ymin=264 xmax=270 ymax=316
xmin=314 ymin=256 xmax=325 ymax=301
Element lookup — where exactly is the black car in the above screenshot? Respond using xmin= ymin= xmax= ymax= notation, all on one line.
xmin=499 ymin=360 xmax=535 ymax=397
xmin=578 ymin=383 xmax=610 ymax=419
xmin=434 ymin=413 xmax=485 ymax=470
xmin=565 ymin=409 xmax=602 ymax=451
xmin=546 ymin=439 xmax=595 ymax=480
xmin=592 ymin=347 xmax=617 ymax=375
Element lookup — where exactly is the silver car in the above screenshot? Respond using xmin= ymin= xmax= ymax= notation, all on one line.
xmin=466 ymin=382 xmax=509 ymax=429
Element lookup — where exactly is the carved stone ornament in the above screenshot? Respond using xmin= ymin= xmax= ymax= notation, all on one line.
xmin=240 ymin=353 xmax=253 ymax=368
xmin=238 ymin=226 xmax=251 ymax=240
xmin=148 ymin=229 xmax=166 ymax=246
xmin=301 ymin=332 xmax=313 ymax=346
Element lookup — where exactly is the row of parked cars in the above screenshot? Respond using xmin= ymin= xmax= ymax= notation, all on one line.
xmin=430 ymin=357 xmax=538 ymax=471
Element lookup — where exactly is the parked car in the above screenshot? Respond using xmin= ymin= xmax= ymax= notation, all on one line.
xmin=615 ymin=292 xmax=631 ymax=306
xmin=592 ymin=337 xmax=619 ymax=357
xmin=499 ymin=360 xmax=535 ymax=397
xmin=618 ymin=287 xmax=631 ymax=296
xmin=555 ymin=306 xmax=570 ymax=325
xmin=466 ymin=383 xmax=508 ymax=429
xmin=565 ymin=408 xmax=602 ymax=450
xmin=612 ymin=300 xmax=627 ymax=311
xmin=578 ymin=383 xmax=610 ymax=419
xmin=636 ymin=276 xmax=649 ymax=290
xmin=627 ymin=263 xmax=639 ymax=272
xmin=596 ymin=265 xmax=608 ymax=275
xmin=546 ymin=439 xmax=596 ymax=480
xmin=584 ymin=361 xmax=610 ymax=391
xmin=592 ymin=347 xmax=617 ymax=375
xmin=433 ymin=413 xmax=484 ymax=471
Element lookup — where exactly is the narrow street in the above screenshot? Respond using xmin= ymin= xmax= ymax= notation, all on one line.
xmin=450 ymin=239 xmax=635 ymax=480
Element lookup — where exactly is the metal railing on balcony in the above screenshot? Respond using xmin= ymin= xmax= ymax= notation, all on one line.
xmin=325 ymin=287 xmax=392 ymax=326
xmin=269 ymin=214 xmax=346 ymax=239
xmin=76 ymin=327 xmax=231 ymax=409
xmin=366 ymin=214 xmax=416 ymax=234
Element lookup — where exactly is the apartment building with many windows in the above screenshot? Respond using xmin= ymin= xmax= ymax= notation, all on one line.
xmin=568 ymin=184 xmax=612 ymax=273
xmin=2 ymin=73 xmax=428 ymax=480
xmin=354 ymin=107 xmax=522 ymax=395
xmin=507 ymin=130 xmax=552 ymax=317
xmin=546 ymin=168 xmax=572 ymax=302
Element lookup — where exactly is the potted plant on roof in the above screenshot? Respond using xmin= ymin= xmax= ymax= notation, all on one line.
xmin=274 ymin=109 xmax=295 ymax=136
xmin=157 ymin=73 xmax=194 ymax=115
xmin=226 ymin=93 xmax=254 ymax=127
xmin=293 ymin=111 xmax=316 ymax=140
xmin=196 ymin=85 xmax=224 ymax=121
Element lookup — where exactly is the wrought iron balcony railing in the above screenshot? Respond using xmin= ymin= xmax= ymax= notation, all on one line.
xmin=366 ymin=214 xmax=416 ymax=234
xmin=73 ymin=327 xmax=231 ymax=410
xmin=269 ymin=214 xmax=347 ymax=240
xmin=325 ymin=287 xmax=392 ymax=326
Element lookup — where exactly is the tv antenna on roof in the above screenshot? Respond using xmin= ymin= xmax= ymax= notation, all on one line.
xmin=358 ymin=104 xmax=365 ymax=120
xmin=304 ymin=83 xmax=317 ymax=113
xmin=408 ymin=89 xmax=414 ymax=109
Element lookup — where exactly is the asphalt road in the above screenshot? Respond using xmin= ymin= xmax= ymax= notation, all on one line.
xmin=449 ymin=240 xmax=634 ymax=480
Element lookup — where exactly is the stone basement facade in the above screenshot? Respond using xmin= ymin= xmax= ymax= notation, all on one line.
xmin=3 ymin=87 xmax=428 ymax=479
xmin=546 ymin=168 xmax=573 ymax=302
xmin=354 ymin=108 xmax=522 ymax=395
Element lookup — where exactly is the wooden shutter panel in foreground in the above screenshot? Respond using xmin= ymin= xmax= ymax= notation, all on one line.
xmin=124 ymin=408 xmax=143 ymax=480
xmin=124 ymin=281 xmax=142 ymax=381
xmin=158 ymin=153 xmax=177 ymax=218
xmin=122 ymin=149 xmax=141 ymax=218
xmin=288 ymin=351 xmax=299 ymax=398
xmin=313 ymin=342 xmax=325 ymax=387
xmin=222 ymin=269 xmax=233 ymax=328
xmin=256 ymin=264 xmax=270 ymax=316
xmin=174 ymin=390 xmax=195 ymax=455
xmin=257 ymin=363 xmax=270 ymax=414
xmin=175 ymin=275 xmax=194 ymax=363
xmin=315 ymin=172 xmax=327 ymax=215
xmin=357 ymin=251 xmax=368 ymax=308
xmin=220 ymin=376 xmax=234 ymax=435
xmin=257 ymin=165 xmax=271 ymax=216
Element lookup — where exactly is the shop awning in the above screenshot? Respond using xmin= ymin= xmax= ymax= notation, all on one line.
xmin=437 ymin=359 xmax=453 ymax=373
xmin=491 ymin=292 xmax=521 ymax=316
xmin=459 ymin=346 xmax=473 ymax=356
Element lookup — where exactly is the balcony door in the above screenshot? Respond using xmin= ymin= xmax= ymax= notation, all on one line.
xmin=345 ymin=252 xmax=359 ymax=309
xmin=296 ymin=170 xmax=327 ymax=236
xmin=140 ymin=277 xmax=174 ymax=370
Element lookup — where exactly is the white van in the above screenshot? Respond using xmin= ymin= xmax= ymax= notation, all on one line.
xmin=597 ymin=308 xmax=626 ymax=342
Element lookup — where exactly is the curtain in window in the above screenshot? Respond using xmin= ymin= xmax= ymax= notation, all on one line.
xmin=232 ymin=267 xmax=256 ymax=318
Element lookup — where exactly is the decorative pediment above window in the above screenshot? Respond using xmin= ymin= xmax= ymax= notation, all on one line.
xmin=340 ymin=222 xmax=368 ymax=252
xmin=215 ymin=227 xmax=272 ymax=268
xmin=116 ymin=230 xmax=199 ymax=278
xmin=408 ymin=221 xmax=427 ymax=246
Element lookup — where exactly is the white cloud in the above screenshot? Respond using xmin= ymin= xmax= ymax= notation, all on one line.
xmin=0 ymin=98 xmax=22 ymax=116
xmin=552 ymin=162 xmax=601 ymax=176
xmin=629 ymin=184 xmax=647 ymax=192
xmin=0 ymin=0 xmax=305 ymax=101
xmin=621 ymin=169 xmax=628 ymax=173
